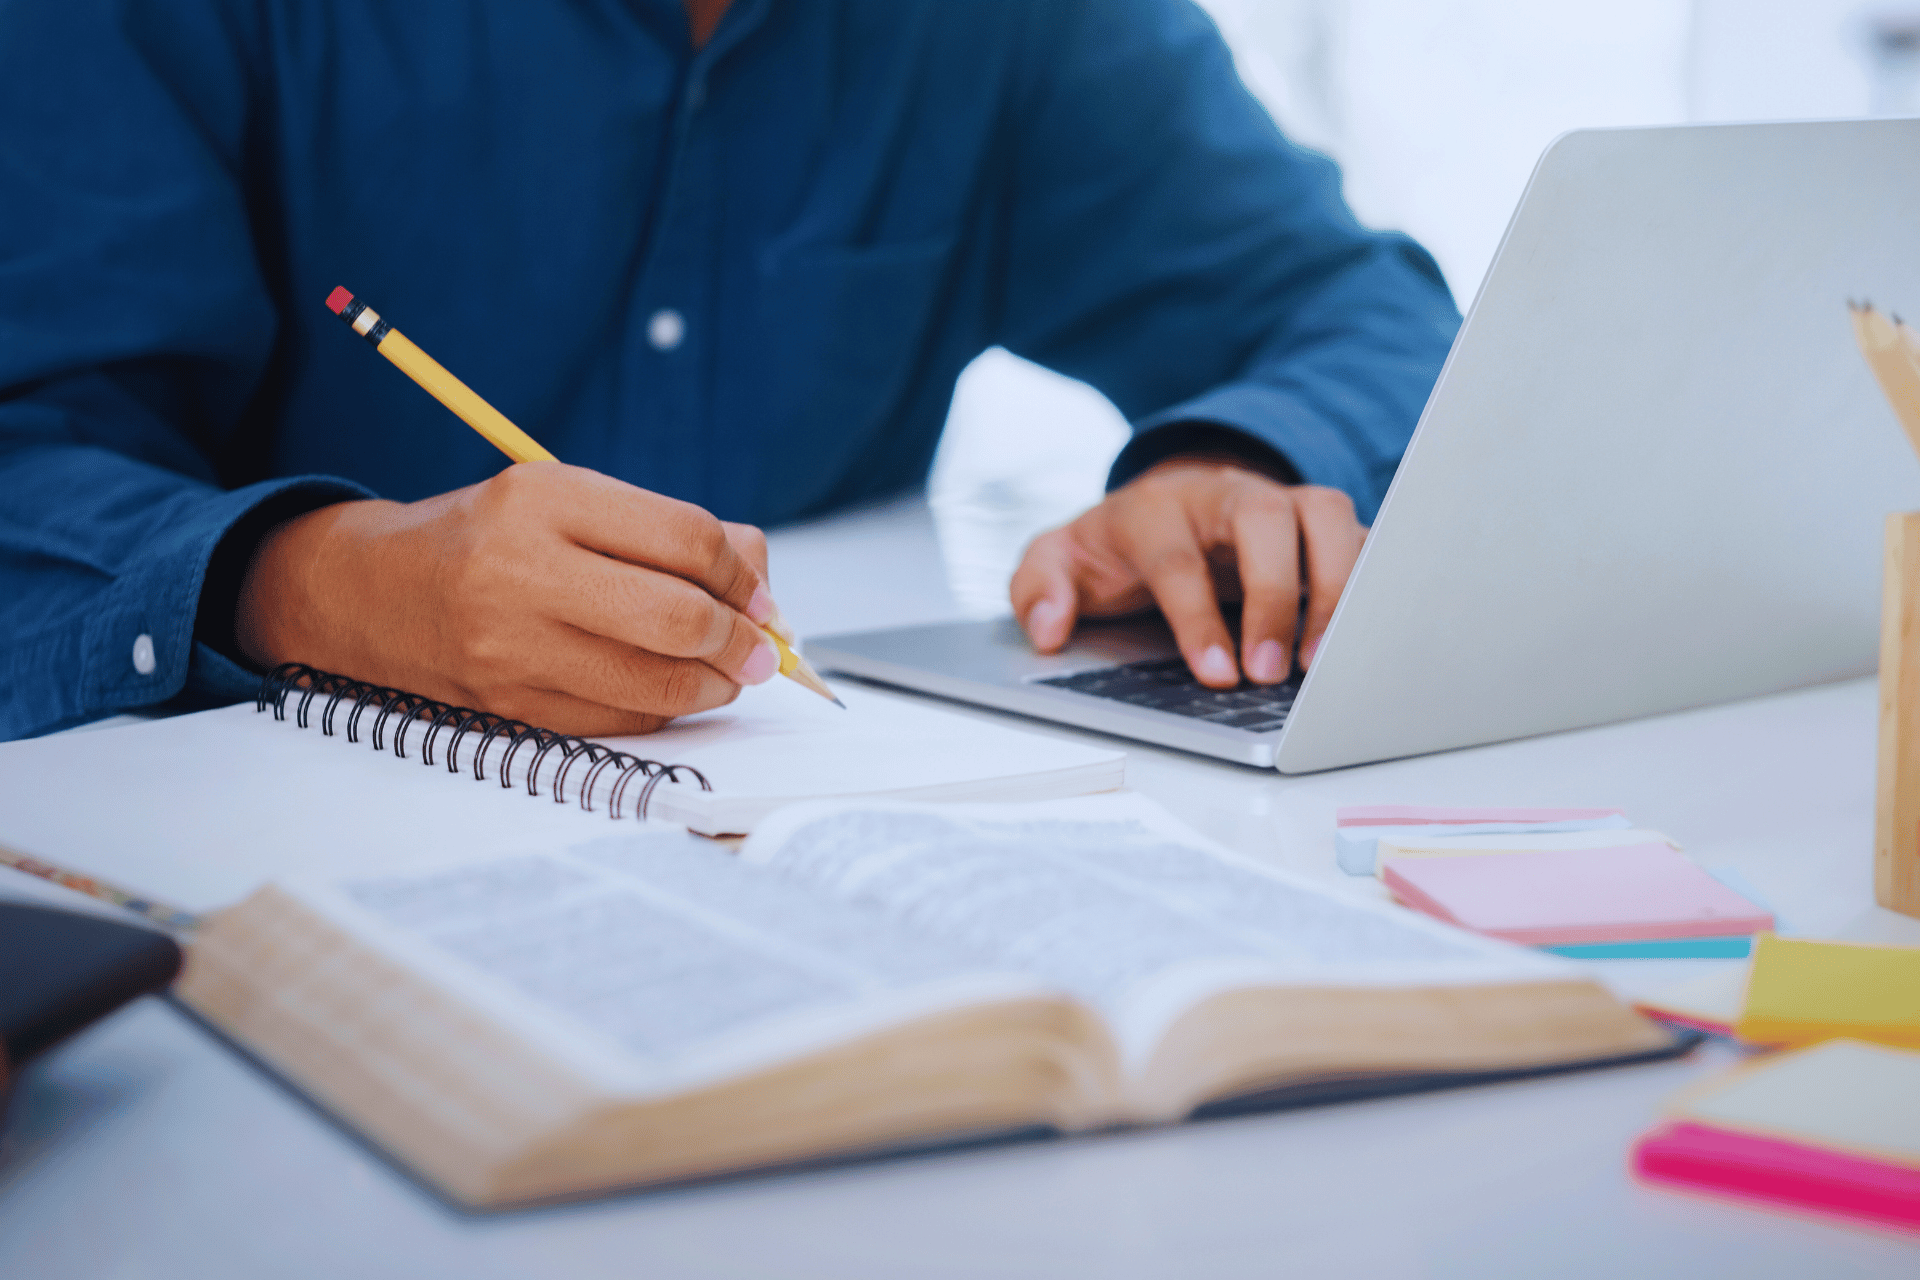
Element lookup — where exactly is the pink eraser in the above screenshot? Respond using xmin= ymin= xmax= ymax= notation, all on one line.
xmin=1337 ymin=805 xmax=1626 ymax=828
xmin=325 ymin=286 xmax=354 ymax=315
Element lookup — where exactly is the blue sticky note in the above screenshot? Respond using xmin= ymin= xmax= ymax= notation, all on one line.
xmin=1543 ymin=936 xmax=1754 ymax=959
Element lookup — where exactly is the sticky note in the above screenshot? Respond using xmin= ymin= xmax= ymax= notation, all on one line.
xmin=1545 ymin=936 xmax=1754 ymax=959
xmin=1633 ymin=1121 xmax=1920 ymax=1232
xmin=1668 ymin=1039 xmax=1920 ymax=1168
xmin=1372 ymin=828 xmax=1680 ymax=876
xmin=1548 ymin=868 xmax=1784 ymax=955
xmin=1336 ymin=805 xmax=1627 ymax=827
xmin=1382 ymin=843 xmax=1775 ymax=946
xmin=1635 ymin=965 xmax=1751 ymax=1035
xmin=1333 ymin=811 xmax=1633 ymax=875
xmin=1736 ymin=936 xmax=1920 ymax=1050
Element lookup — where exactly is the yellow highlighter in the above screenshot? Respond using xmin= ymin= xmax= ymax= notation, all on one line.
xmin=324 ymin=287 xmax=842 ymax=707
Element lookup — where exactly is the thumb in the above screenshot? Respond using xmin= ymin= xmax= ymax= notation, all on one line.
xmin=1010 ymin=529 xmax=1080 ymax=653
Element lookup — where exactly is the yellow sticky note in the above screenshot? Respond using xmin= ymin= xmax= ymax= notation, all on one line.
xmin=1736 ymin=935 xmax=1920 ymax=1050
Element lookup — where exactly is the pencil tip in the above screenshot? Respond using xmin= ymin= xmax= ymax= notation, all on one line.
xmin=832 ymin=696 xmax=848 ymax=709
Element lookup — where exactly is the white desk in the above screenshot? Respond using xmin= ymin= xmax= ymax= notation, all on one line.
xmin=4 ymin=494 xmax=1918 ymax=1278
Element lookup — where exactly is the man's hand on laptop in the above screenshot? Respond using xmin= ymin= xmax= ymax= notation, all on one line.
xmin=1012 ymin=459 xmax=1365 ymax=688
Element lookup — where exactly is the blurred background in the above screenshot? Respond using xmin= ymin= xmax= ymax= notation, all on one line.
xmin=923 ymin=0 xmax=1920 ymax=617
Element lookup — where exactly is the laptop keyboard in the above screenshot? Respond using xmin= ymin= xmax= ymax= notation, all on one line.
xmin=1036 ymin=657 xmax=1302 ymax=733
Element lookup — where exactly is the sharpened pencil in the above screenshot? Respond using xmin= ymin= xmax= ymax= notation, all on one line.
xmin=1849 ymin=300 xmax=1920 ymax=463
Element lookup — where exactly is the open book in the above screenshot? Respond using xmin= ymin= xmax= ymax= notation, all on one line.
xmin=175 ymin=793 xmax=1678 ymax=1207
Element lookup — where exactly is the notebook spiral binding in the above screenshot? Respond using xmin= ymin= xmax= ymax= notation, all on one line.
xmin=256 ymin=663 xmax=711 ymax=821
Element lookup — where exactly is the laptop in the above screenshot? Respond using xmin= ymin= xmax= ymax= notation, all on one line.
xmin=806 ymin=120 xmax=1920 ymax=771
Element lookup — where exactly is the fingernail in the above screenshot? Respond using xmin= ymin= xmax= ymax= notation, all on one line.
xmin=1197 ymin=645 xmax=1237 ymax=685
xmin=737 ymin=642 xmax=779 ymax=685
xmin=1027 ymin=598 xmax=1063 ymax=643
xmin=1246 ymin=639 xmax=1287 ymax=683
xmin=1301 ymin=637 xmax=1320 ymax=669
xmin=747 ymin=585 xmax=774 ymax=626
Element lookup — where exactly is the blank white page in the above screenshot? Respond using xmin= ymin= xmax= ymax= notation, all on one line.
xmin=605 ymin=679 xmax=1126 ymax=835
xmin=0 ymin=702 xmax=664 ymax=914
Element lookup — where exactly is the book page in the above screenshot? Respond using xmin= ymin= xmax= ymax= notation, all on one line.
xmin=742 ymin=794 xmax=1569 ymax=1070
xmin=295 ymin=830 xmax=1054 ymax=1096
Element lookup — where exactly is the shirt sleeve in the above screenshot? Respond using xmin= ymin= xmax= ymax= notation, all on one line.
xmin=0 ymin=0 xmax=369 ymax=739
xmin=995 ymin=0 xmax=1462 ymax=518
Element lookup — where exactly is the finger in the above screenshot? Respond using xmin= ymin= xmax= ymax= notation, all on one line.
xmin=543 ymin=557 xmax=778 ymax=686
xmin=1118 ymin=512 xmax=1240 ymax=687
xmin=532 ymin=622 xmax=747 ymax=719
xmin=723 ymin=522 xmax=771 ymax=588
xmin=1295 ymin=488 xmax=1364 ymax=668
xmin=723 ymin=521 xmax=777 ymax=635
xmin=467 ymin=685 xmax=675 ymax=739
xmin=536 ymin=465 xmax=770 ymax=622
xmin=1010 ymin=528 xmax=1083 ymax=652
xmin=1228 ymin=495 xmax=1302 ymax=684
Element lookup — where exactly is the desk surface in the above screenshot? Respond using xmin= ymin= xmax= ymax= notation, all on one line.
xmin=4 ymin=494 xmax=1918 ymax=1278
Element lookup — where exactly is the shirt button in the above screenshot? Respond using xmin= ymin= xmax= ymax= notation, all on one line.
xmin=648 ymin=309 xmax=686 ymax=352
xmin=132 ymin=633 xmax=156 ymax=676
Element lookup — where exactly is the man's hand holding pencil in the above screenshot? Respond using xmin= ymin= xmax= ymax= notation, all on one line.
xmin=234 ymin=462 xmax=781 ymax=737
xmin=224 ymin=287 xmax=844 ymax=739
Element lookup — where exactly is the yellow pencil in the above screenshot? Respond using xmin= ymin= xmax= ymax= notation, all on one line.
xmin=325 ymin=287 xmax=843 ymax=707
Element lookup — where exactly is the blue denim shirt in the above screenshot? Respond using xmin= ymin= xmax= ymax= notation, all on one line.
xmin=0 ymin=0 xmax=1459 ymax=739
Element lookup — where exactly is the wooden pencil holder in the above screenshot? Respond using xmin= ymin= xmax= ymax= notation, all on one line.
xmin=1875 ymin=512 xmax=1920 ymax=918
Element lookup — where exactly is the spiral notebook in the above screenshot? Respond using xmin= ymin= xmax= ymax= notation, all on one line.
xmin=0 ymin=664 xmax=1125 ymax=917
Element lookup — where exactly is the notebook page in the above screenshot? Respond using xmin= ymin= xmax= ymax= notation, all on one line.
xmin=740 ymin=793 xmax=1567 ymax=1071
xmin=599 ymin=678 xmax=1126 ymax=833
xmin=287 ymin=830 xmax=1050 ymax=1096
xmin=0 ymin=701 xmax=669 ymax=914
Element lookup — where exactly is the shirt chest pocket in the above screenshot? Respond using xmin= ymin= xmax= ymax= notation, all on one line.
xmin=753 ymin=234 xmax=956 ymax=439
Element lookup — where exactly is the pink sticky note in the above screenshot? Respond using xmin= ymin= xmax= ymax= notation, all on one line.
xmin=1634 ymin=1122 xmax=1920 ymax=1233
xmin=1381 ymin=843 xmax=1774 ymax=946
xmin=1335 ymin=805 xmax=1625 ymax=828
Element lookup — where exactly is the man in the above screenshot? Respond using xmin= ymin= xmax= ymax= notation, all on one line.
xmin=0 ymin=0 xmax=1458 ymax=741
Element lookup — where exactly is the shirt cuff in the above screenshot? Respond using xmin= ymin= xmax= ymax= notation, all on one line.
xmin=64 ymin=476 xmax=371 ymax=732
xmin=1106 ymin=420 xmax=1302 ymax=491
xmin=1109 ymin=382 xmax=1385 ymax=522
